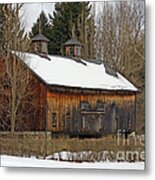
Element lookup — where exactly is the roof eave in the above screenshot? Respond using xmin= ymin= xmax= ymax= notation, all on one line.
xmin=47 ymin=83 xmax=137 ymax=94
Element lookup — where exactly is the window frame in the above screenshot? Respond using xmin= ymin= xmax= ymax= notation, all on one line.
xmin=69 ymin=47 xmax=73 ymax=56
xmin=52 ymin=112 xmax=57 ymax=128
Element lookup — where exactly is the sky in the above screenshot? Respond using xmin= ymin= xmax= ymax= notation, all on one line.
xmin=0 ymin=1 xmax=108 ymax=32
xmin=21 ymin=2 xmax=103 ymax=32
xmin=22 ymin=3 xmax=55 ymax=32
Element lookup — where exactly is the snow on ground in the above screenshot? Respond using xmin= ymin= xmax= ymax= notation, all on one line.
xmin=1 ymin=155 xmax=145 ymax=170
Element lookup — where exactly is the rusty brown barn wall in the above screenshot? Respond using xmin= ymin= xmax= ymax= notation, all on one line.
xmin=47 ymin=90 xmax=136 ymax=135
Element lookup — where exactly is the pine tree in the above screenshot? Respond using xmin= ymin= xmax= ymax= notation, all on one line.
xmin=30 ymin=2 xmax=95 ymax=58
xmin=49 ymin=2 xmax=93 ymax=57
xmin=31 ymin=11 xmax=49 ymax=35
xmin=30 ymin=11 xmax=53 ymax=53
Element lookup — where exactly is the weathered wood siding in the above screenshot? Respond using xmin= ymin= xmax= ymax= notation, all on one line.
xmin=47 ymin=90 xmax=136 ymax=136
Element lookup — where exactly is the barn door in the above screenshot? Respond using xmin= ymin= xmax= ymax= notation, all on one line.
xmin=80 ymin=101 xmax=104 ymax=135
xmin=81 ymin=113 xmax=104 ymax=134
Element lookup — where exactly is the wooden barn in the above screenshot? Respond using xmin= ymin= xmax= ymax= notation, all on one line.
xmin=0 ymin=34 xmax=137 ymax=137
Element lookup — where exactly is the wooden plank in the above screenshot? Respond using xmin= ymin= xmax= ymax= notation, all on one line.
xmin=81 ymin=111 xmax=105 ymax=115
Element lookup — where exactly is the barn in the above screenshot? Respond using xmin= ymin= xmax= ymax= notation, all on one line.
xmin=0 ymin=33 xmax=137 ymax=137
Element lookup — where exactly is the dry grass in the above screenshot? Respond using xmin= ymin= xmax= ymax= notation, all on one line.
xmin=0 ymin=132 xmax=145 ymax=162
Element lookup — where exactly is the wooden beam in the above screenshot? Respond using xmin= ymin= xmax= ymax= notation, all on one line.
xmin=81 ymin=111 xmax=105 ymax=115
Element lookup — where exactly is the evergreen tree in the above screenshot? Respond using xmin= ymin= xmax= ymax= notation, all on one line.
xmin=30 ymin=11 xmax=52 ymax=53
xmin=49 ymin=2 xmax=93 ymax=56
xmin=30 ymin=2 xmax=96 ymax=58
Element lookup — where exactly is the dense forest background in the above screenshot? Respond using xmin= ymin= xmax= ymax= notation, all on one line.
xmin=0 ymin=1 xmax=144 ymax=133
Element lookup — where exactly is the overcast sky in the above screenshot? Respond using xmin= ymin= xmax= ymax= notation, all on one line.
xmin=22 ymin=3 xmax=55 ymax=32
xmin=21 ymin=2 xmax=103 ymax=32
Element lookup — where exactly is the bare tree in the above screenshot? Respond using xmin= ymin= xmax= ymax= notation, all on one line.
xmin=95 ymin=1 xmax=145 ymax=131
xmin=98 ymin=1 xmax=144 ymax=78
xmin=0 ymin=4 xmax=39 ymax=134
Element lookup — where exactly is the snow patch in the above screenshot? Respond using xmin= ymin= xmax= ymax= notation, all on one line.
xmin=1 ymin=155 xmax=144 ymax=170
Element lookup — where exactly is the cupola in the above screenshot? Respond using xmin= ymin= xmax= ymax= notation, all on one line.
xmin=31 ymin=33 xmax=49 ymax=55
xmin=64 ymin=38 xmax=82 ymax=58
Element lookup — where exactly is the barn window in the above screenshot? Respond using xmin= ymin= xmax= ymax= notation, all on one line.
xmin=69 ymin=47 xmax=73 ymax=56
xmin=41 ymin=42 xmax=47 ymax=53
xmin=52 ymin=112 xmax=57 ymax=128
xmin=80 ymin=101 xmax=90 ymax=111
xmin=96 ymin=101 xmax=104 ymax=111
xmin=75 ymin=47 xmax=81 ymax=57
xmin=82 ymin=115 xmax=86 ymax=129
xmin=76 ymin=47 xmax=79 ymax=56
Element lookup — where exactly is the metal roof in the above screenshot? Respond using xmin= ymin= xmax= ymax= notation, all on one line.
xmin=64 ymin=38 xmax=82 ymax=46
xmin=32 ymin=33 xmax=49 ymax=42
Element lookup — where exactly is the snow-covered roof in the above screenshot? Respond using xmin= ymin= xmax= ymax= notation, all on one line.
xmin=15 ymin=52 xmax=137 ymax=91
